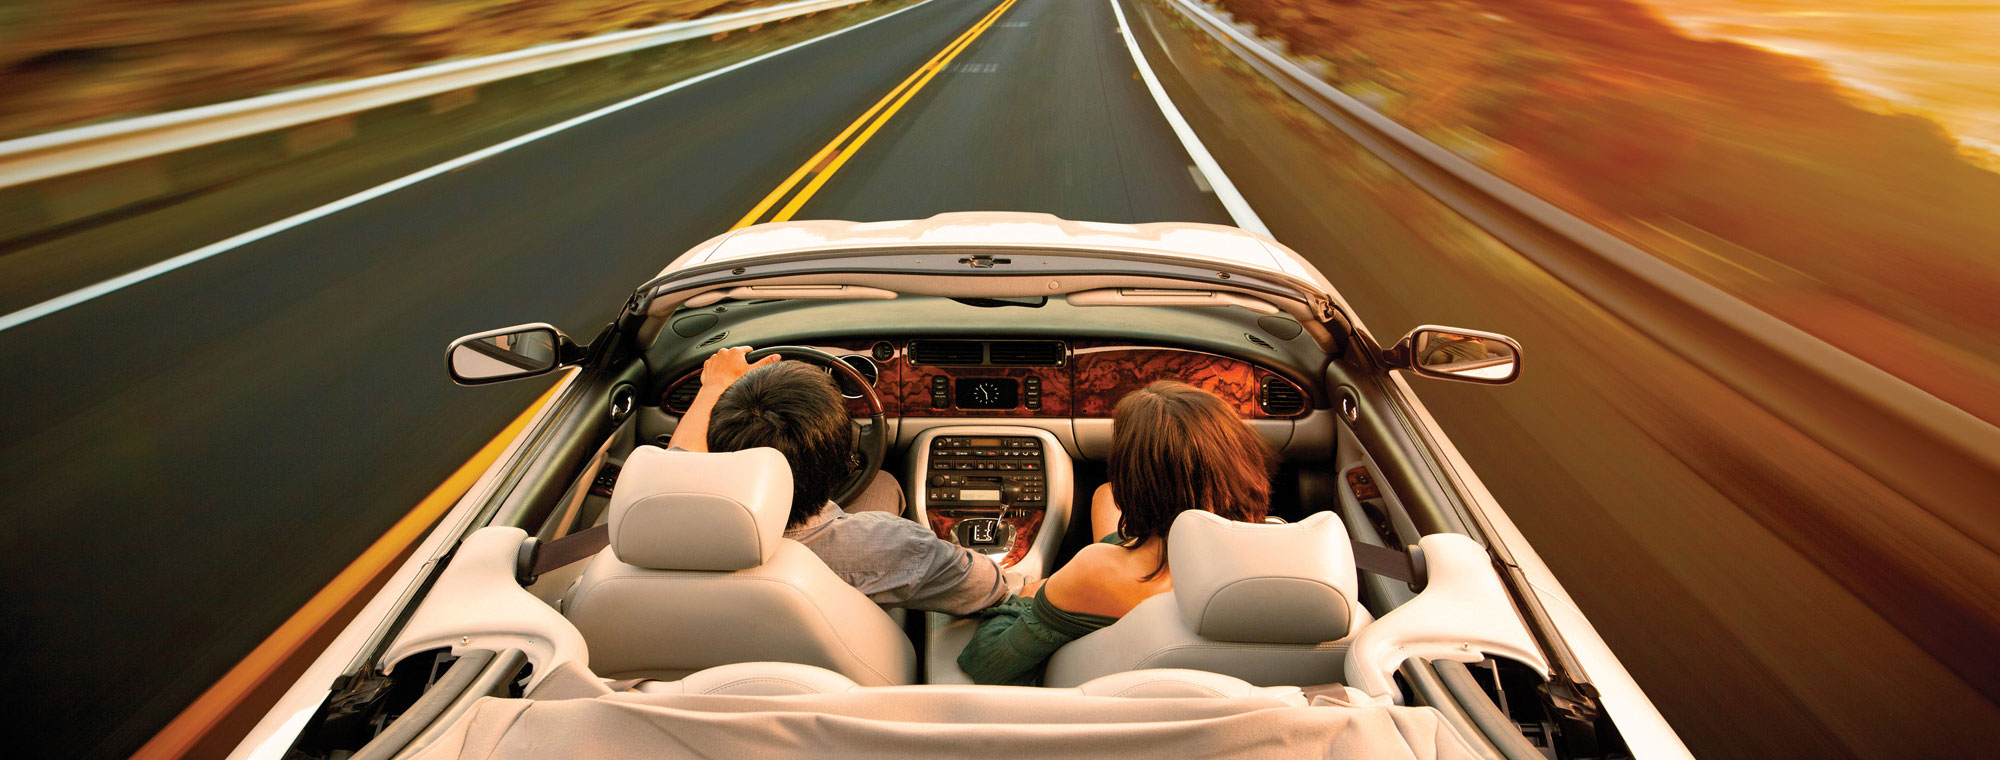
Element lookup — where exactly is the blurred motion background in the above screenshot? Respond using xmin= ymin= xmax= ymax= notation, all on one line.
xmin=2 ymin=0 xmax=1995 ymax=757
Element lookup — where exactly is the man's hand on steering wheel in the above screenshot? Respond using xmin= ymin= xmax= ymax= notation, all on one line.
xmin=663 ymin=346 xmax=778 ymax=453
xmin=740 ymin=345 xmax=888 ymax=508
xmin=699 ymin=346 xmax=781 ymax=394
xmin=667 ymin=344 xmax=885 ymax=506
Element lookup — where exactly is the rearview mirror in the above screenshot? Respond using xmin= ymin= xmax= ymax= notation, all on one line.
xmin=1389 ymin=326 xmax=1522 ymax=385
xmin=446 ymin=323 xmax=577 ymax=386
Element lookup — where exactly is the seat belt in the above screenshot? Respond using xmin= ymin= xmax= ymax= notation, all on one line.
xmin=1349 ymin=540 xmax=1419 ymax=585
xmin=525 ymin=523 xmax=610 ymax=579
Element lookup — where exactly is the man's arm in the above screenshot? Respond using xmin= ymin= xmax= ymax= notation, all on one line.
xmin=665 ymin=346 xmax=778 ymax=452
xmin=893 ymin=527 xmax=1010 ymax=615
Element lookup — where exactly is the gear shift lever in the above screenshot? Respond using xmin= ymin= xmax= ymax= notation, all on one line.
xmin=996 ymin=486 xmax=1018 ymax=522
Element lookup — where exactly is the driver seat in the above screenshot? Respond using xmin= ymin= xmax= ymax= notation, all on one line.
xmin=562 ymin=446 xmax=916 ymax=685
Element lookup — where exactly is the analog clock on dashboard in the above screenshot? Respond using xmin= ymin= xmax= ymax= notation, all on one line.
xmin=954 ymin=378 xmax=1018 ymax=410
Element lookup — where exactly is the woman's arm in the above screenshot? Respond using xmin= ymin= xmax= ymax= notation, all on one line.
xmin=955 ymin=597 xmax=1047 ymax=686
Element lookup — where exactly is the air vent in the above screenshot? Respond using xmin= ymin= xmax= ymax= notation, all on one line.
xmin=1244 ymin=333 xmax=1274 ymax=350
xmin=1259 ymin=376 xmax=1306 ymax=417
xmin=908 ymin=340 xmax=984 ymax=365
xmin=697 ymin=331 xmax=729 ymax=348
xmin=987 ymin=340 xmax=1065 ymax=366
xmin=664 ymin=380 xmax=702 ymax=413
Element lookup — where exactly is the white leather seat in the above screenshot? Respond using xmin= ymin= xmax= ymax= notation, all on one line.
xmin=1043 ymin=511 xmax=1368 ymax=687
xmin=563 ymin=446 xmax=917 ymax=685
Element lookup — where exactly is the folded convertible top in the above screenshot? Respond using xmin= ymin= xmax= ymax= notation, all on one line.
xmin=408 ymin=689 xmax=1480 ymax=759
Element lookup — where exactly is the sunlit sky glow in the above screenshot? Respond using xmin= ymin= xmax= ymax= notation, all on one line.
xmin=1645 ymin=0 xmax=2000 ymax=163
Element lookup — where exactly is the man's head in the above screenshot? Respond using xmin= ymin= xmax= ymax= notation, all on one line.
xmin=707 ymin=361 xmax=853 ymax=527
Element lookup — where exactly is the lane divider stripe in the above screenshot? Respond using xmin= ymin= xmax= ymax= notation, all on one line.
xmin=733 ymin=0 xmax=1015 ymax=229
xmin=772 ymin=0 xmax=1015 ymax=222
xmin=0 ymin=0 xmax=938 ymax=335
xmin=1107 ymin=0 xmax=1270 ymax=237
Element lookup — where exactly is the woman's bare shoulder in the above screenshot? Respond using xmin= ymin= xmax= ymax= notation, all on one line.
xmin=1043 ymin=544 xmax=1152 ymax=617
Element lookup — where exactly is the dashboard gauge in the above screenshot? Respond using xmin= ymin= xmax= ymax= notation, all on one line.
xmin=834 ymin=355 xmax=879 ymax=398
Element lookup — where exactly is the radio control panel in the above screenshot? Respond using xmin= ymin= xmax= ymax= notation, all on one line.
xmin=924 ymin=435 xmax=1046 ymax=508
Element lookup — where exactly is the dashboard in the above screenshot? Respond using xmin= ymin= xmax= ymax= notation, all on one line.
xmin=660 ymin=338 xmax=1312 ymax=420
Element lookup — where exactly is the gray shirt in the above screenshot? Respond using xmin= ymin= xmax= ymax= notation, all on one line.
xmin=785 ymin=503 xmax=1008 ymax=615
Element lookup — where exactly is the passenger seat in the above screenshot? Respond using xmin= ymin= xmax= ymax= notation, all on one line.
xmin=1042 ymin=511 xmax=1368 ymax=687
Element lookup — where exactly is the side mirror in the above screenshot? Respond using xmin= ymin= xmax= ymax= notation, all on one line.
xmin=446 ymin=323 xmax=578 ymax=386
xmin=1388 ymin=325 xmax=1522 ymax=385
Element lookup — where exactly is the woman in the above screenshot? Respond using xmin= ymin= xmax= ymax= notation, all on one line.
xmin=957 ymin=380 xmax=1271 ymax=685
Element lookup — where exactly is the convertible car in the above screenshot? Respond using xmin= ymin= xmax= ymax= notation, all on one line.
xmin=233 ymin=213 xmax=1685 ymax=759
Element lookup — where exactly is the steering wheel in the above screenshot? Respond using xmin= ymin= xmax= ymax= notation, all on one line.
xmin=742 ymin=346 xmax=887 ymax=507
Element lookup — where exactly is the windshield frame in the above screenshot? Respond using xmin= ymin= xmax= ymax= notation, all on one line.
xmin=631 ymin=245 xmax=1358 ymax=349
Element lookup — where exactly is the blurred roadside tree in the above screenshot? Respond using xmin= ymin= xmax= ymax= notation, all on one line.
xmin=0 ymin=0 xmax=748 ymax=139
xmin=1215 ymin=0 xmax=2000 ymax=413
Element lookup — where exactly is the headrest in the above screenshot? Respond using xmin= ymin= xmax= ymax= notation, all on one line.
xmin=606 ymin=446 xmax=792 ymax=571
xmin=1168 ymin=511 xmax=1358 ymax=644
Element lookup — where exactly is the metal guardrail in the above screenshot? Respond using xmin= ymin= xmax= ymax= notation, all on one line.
xmin=1160 ymin=0 xmax=2000 ymax=538
xmin=0 ymin=0 xmax=872 ymax=190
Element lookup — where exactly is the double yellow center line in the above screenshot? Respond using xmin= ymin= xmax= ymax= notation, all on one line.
xmin=141 ymin=4 xmax=1017 ymax=756
xmin=733 ymin=0 xmax=1017 ymax=229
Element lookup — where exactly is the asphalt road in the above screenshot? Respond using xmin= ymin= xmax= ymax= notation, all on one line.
xmin=0 ymin=0 xmax=1224 ymax=756
xmin=2 ymin=0 xmax=1989 ymax=757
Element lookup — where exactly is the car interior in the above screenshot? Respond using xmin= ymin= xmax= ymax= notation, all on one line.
xmin=573 ymin=296 xmax=1368 ymax=688
xmin=306 ymin=287 xmax=1619 ymax=759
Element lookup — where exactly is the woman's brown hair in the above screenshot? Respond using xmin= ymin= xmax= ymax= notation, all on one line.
xmin=1109 ymin=380 xmax=1272 ymax=579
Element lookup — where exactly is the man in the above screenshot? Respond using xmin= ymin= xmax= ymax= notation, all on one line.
xmin=667 ymin=346 xmax=1009 ymax=615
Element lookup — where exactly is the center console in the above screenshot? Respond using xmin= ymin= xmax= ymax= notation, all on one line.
xmin=907 ymin=425 xmax=1075 ymax=684
xmin=906 ymin=426 xmax=1072 ymax=577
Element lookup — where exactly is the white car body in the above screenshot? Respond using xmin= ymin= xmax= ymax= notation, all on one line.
xmin=233 ymin=213 xmax=1688 ymax=759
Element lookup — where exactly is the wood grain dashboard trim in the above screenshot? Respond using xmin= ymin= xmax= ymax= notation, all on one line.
xmin=1070 ymin=342 xmax=1305 ymax=419
xmin=661 ymin=340 xmax=1309 ymax=419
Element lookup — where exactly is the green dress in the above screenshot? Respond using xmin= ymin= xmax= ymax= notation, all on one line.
xmin=956 ymin=532 xmax=1127 ymax=686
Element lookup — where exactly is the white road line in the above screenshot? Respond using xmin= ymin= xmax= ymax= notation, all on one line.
xmin=1143 ymin=6 xmax=1182 ymax=68
xmin=1187 ymin=165 xmax=1212 ymax=192
xmin=1108 ymin=0 xmax=1270 ymax=237
xmin=0 ymin=0 xmax=937 ymax=334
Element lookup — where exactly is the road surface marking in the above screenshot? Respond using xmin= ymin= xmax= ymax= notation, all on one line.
xmin=1187 ymin=164 xmax=1212 ymax=192
xmin=947 ymin=62 xmax=1001 ymax=73
xmin=736 ymin=1 xmax=1016 ymax=230
xmin=772 ymin=0 xmax=1014 ymax=220
xmin=1108 ymin=0 xmax=1269 ymax=236
xmin=737 ymin=0 xmax=1015 ymax=227
xmin=131 ymin=376 xmax=570 ymax=760
xmin=1143 ymin=6 xmax=1182 ymax=69
xmin=0 ymin=0 xmax=938 ymax=334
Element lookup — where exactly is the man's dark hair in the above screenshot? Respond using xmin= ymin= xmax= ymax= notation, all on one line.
xmin=707 ymin=361 xmax=853 ymax=527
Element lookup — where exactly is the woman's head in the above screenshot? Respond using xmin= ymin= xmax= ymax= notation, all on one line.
xmin=1108 ymin=380 xmax=1271 ymax=550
